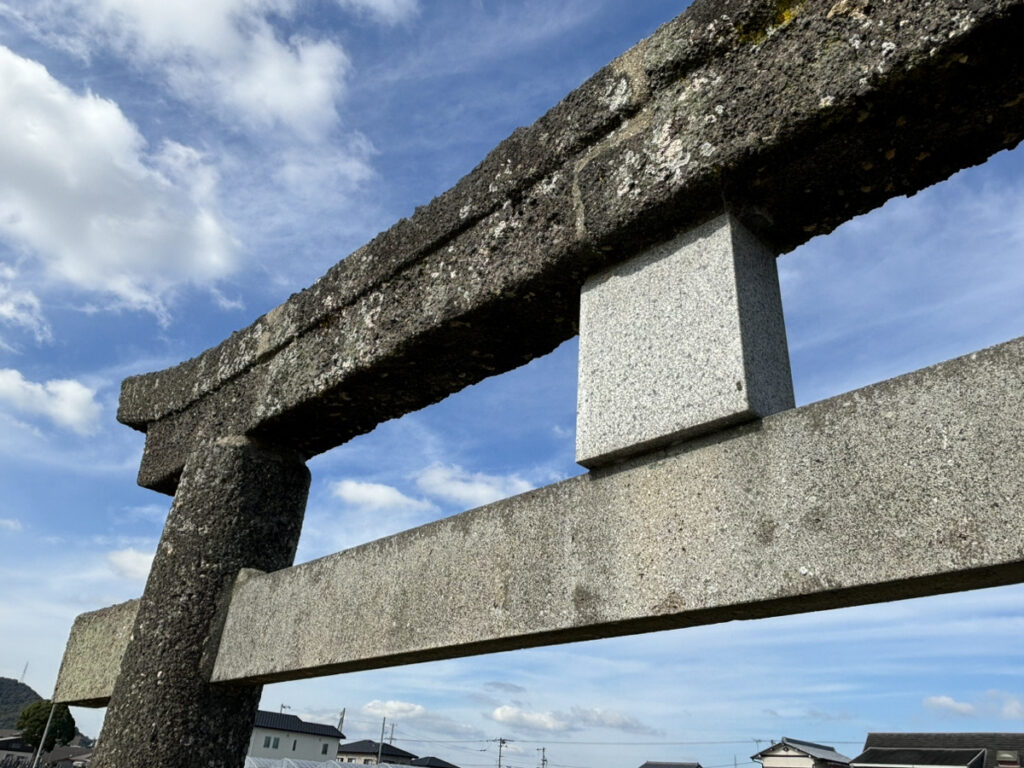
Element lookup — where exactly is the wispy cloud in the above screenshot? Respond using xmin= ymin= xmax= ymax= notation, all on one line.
xmin=486 ymin=704 xmax=658 ymax=735
xmin=362 ymin=0 xmax=599 ymax=85
xmin=415 ymin=464 xmax=533 ymax=508
xmin=338 ymin=0 xmax=419 ymax=25
xmin=363 ymin=699 xmax=427 ymax=719
xmin=106 ymin=546 xmax=154 ymax=581
xmin=924 ymin=690 xmax=1024 ymax=720
xmin=780 ymin=151 xmax=1024 ymax=404
xmin=0 ymin=265 xmax=50 ymax=346
xmin=924 ymin=695 xmax=976 ymax=716
xmin=331 ymin=479 xmax=437 ymax=514
xmin=997 ymin=692 xmax=1024 ymax=719
xmin=569 ymin=706 xmax=662 ymax=735
xmin=485 ymin=681 xmax=527 ymax=694
xmin=297 ymin=478 xmax=439 ymax=561
xmin=0 ymin=518 xmax=22 ymax=532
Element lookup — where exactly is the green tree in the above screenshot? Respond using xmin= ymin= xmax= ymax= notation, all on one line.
xmin=16 ymin=699 xmax=75 ymax=753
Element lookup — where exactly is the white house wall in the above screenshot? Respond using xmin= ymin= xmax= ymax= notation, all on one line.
xmin=249 ymin=726 xmax=338 ymax=762
xmin=760 ymin=750 xmax=818 ymax=768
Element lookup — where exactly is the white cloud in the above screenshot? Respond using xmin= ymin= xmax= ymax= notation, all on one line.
xmin=0 ymin=368 xmax=101 ymax=434
xmin=118 ymin=504 xmax=168 ymax=525
xmin=486 ymin=703 xmax=658 ymax=735
xmin=274 ymin=138 xmax=376 ymax=196
xmin=363 ymin=699 xmax=426 ymax=719
xmin=569 ymin=706 xmax=661 ymax=735
xmin=982 ymin=690 xmax=1024 ymax=720
xmin=416 ymin=464 xmax=533 ymax=508
xmin=0 ymin=265 xmax=50 ymax=345
xmin=488 ymin=705 xmax=570 ymax=732
xmin=0 ymin=46 xmax=235 ymax=316
xmin=1001 ymin=695 xmax=1024 ymax=719
xmin=106 ymin=547 xmax=154 ymax=581
xmin=921 ymin=691 xmax=1024 ymax=721
xmin=0 ymin=518 xmax=22 ymax=531
xmin=923 ymin=694 xmax=976 ymax=716
xmin=3 ymin=0 xmax=415 ymax=143
xmin=337 ymin=0 xmax=418 ymax=25
xmin=164 ymin=25 xmax=349 ymax=142
xmin=485 ymin=681 xmax=527 ymax=694
xmin=331 ymin=480 xmax=437 ymax=513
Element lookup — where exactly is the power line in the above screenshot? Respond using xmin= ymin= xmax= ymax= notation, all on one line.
xmin=395 ymin=739 xmax=770 ymax=746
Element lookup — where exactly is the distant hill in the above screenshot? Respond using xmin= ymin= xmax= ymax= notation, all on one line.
xmin=0 ymin=677 xmax=42 ymax=730
xmin=0 ymin=677 xmax=94 ymax=746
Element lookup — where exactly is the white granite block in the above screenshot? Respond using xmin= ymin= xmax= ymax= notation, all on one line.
xmin=575 ymin=213 xmax=794 ymax=467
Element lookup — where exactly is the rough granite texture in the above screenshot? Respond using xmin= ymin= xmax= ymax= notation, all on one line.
xmin=56 ymin=337 xmax=1024 ymax=699
xmin=575 ymin=213 xmax=793 ymax=467
xmin=89 ymin=437 xmax=310 ymax=768
xmin=54 ymin=598 xmax=139 ymax=706
xmin=114 ymin=0 xmax=1024 ymax=493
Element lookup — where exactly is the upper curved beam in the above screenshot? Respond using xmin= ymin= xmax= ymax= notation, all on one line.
xmin=117 ymin=0 xmax=1024 ymax=492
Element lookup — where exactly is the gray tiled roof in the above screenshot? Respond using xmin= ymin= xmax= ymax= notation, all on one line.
xmin=852 ymin=747 xmax=985 ymax=767
xmin=861 ymin=733 xmax=1024 ymax=768
xmin=638 ymin=762 xmax=702 ymax=768
xmin=753 ymin=738 xmax=851 ymax=765
xmin=411 ymin=756 xmax=461 ymax=768
xmin=253 ymin=710 xmax=344 ymax=739
xmin=337 ymin=740 xmax=418 ymax=760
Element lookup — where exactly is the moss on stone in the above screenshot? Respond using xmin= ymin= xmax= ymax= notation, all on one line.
xmin=737 ymin=0 xmax=807 ymax=44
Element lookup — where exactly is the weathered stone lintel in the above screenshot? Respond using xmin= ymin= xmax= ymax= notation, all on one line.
xmin=58 ymin=337 xmax=1024 ymax=703
xmin=112 ymin=0 xmax=798 ymax=431
xmin=120 ymin=0 xmax=1024 ymax=493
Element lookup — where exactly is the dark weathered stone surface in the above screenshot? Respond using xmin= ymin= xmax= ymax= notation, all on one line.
xmin=90 ymin=437 xmax=309 ymax=768
xmin=58 ymin=337 xmax=1024 ymax=700
xmin=117 ymin=0 xmax=1024 ymax=493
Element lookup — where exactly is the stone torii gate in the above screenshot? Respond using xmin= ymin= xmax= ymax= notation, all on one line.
xmin=53 ymin=1 xmax=1024 ymax=766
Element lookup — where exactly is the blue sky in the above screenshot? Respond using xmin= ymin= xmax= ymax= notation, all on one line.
xmin=0 ymin=2 xmax=1022 ymax=767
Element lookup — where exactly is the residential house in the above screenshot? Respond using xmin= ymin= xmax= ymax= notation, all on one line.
xmin=753 ymin=738 xmax=852 ymax=768
xmin=851 ymin=733 xmax=1024 ymax=768
xmin=248 ymin=710 xmax=345 ymax=763
xmin=336 ymin=740 xmax=418 ymax=765
xmin=0 ymin=734 xmax=34 ymax=768
xmin=411 ymin=757 xmax=462 ymax=768
xmin=41 ymin=744 xmax=93 ymax=767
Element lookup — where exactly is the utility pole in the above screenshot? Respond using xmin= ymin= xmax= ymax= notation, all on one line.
xmin=377 ymin=718 xmax=387 ymax=764
xmin=280 ymin=704 xmax=291 ymax=714
xmin=19 ymin=662 xmax=28 ymax=684
xmin=497 ymin=738 xmax=510 ymax=768
xmin=389 ymin=721 xmax=396 ymax=744
xmin=537 ymin=747 xmax=547 ymax=768
xmin=338 ymin=708 xmax=346 ymax=734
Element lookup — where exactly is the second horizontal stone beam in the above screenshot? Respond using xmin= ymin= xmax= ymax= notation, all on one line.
xmin=55 ymin=337 xmax=1024 ymax=703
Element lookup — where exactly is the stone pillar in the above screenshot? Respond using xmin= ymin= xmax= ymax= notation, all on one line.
xmin=91 ymin=436 xmax=310 ymax=768
xmin=576 ymin=213 xmax=794 ymax=467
